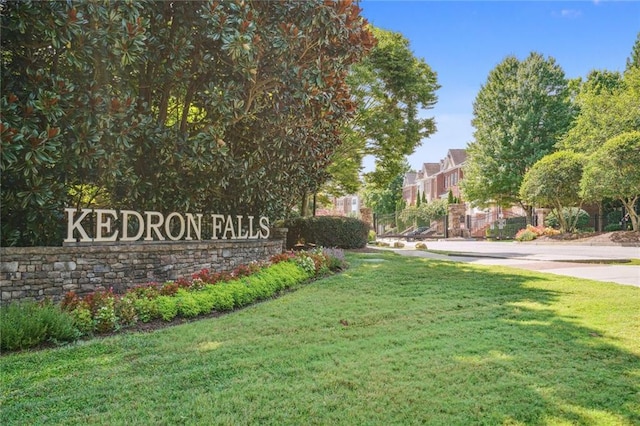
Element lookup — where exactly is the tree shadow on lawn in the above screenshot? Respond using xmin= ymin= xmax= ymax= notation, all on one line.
xmin=1 ymin=253 xmax=638 ymax=425
xmin=348 ymin=254 xmax=640 ymax=425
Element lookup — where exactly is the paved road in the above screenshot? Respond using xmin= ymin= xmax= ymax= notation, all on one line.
xmin=375 ymin=239 xmax=640 ymax=288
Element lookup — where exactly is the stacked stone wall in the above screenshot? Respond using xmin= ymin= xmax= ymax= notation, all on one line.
xmin=1 ymin=238 xmax=284 ymax=304
xmin=448 ymin=203 xmax=467 ymax=238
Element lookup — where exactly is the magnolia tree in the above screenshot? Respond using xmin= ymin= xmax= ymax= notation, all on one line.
xmin=1 ymin=0 xmax=374 ymax=246
xmin=580 ymin=132 xmax=640 ymax=231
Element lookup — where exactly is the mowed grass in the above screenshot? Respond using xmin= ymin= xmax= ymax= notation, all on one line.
xmin=1 ymin=252 xmax=639 ymax=425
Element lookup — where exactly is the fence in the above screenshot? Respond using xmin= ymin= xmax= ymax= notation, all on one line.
xmin=467 ymin=210 xmax=528 ymax=239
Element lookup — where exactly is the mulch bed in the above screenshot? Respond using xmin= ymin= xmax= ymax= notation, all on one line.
xmin=609 ymin=231 xmax=640 ymax=244
xmin=540 ymin=231 xmax=639 ymax=244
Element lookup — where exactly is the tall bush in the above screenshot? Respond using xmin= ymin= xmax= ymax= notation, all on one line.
xmin=281 ymin=216 xmax=369 ymax=249
xmin=0 ymin=301 xmax=79 ymax=351
xmin=545 ymin=208 xmax=590 ymax=231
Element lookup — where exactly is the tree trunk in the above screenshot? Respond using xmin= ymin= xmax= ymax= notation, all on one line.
xmin=301 ymin=192 xmax=309 ymax=217
xmin=598 ymin=202 xmax=604 ymax=232
xmin=524 ymin=205 xmax=534 ymax=226
xmin=312 ymin=193 xmax=317 ymax=216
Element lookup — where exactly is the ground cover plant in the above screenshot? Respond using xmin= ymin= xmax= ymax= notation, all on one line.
xmin=0 ymin=248 xmax=345 ymax=352
xmin=1 ymin=253 xmax=639 ymax=425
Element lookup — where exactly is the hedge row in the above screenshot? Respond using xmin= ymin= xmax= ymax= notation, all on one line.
xmin=280 ymin=216 xmax=369 ymax=249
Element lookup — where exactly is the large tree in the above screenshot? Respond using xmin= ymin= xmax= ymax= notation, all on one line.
xmin=580 ymin=132 xmax=640 ymax=232
xmin=558 ymin=34 xmax=640 ymax=155
xmin=519 ymin=150 xmax=585 ymax=233
xmin=555 ymin=35 xmax=640 ymax=230
xmin=556 ymin=70 xmax=635 ymax=154
xmin=326 ymin=26 xmax=439 ymax=195
xmin=461 ymin=52 xmax=574 ymax=222
xmin=1 ymin=0 xmax=374 ymax=246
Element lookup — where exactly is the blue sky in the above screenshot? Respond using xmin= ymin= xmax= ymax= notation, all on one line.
xmin=359 ymin=0 xmax=640 ymax=171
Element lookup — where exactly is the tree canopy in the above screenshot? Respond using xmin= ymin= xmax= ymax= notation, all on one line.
xmin=1 ymin=0 xmax=375 ymax=246
xmin=461 ymin=52 xmax=574 ymax=218
xmin=327 ymin=26 xmax=439 ymax=194
xmin=580 ymin=131 xmax=640 ymax=231
xmin=557 ymin=69 xmax=639 ymax=154
xmin=519 ymin=150 xmax=585 ymax=233
xmin=361 ymin=169 xmax=407 ymax=217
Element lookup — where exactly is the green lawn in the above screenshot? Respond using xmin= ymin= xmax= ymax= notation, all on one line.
xmin=2 ymin=252 xmax=639 ymax=425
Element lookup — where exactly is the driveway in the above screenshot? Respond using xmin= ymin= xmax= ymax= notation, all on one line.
xmin=375 ymin=239 xmax=640 ymax=288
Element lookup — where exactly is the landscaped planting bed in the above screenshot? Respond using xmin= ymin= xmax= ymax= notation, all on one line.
xmin=0 ymin=248 xmax=346 ymax=352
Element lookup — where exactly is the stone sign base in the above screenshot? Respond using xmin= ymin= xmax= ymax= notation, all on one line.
xmin=1 ymin=237 xmax=285 ymax=304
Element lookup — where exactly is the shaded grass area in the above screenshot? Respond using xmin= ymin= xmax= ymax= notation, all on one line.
xmin=1 ymin=252 xmax=639 ymax=425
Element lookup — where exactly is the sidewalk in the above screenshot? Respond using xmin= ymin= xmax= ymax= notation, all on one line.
xmin=372 ymin=238 xmax=640 ymax=288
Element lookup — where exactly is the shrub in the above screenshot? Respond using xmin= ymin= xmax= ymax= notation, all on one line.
xmin=604 ymin=223 xmax=622 ymax=232
xmin=94 ymin=302 xmax=118 ymax=333
xmin=368 ymin=230 xmax=376 ymax=243
xmin=159 ymin=281 xmax=181 ymax=296
xmin=293 ymin=253 xmax=317 ymax=277
xmin=70 ymin=302 xmax=94 ymax=334
xmin=415 ymin=242 xmax=428 ymax=249
xmin=1 ymin=300 xmax=79 ymax=351
xmin=156 ymin=296 xmax=178 ymax=321
xmin=243 ymin=275 xmax=273 ymax=300
xmin=393 ymin=242 xmax=405 ymax=248
xmin=130 ymin=283 xmax=160 ymax=300
xmin=607 ymin=210 xmax=623 ymax=226
xmin=85 ymin=289 xmax=118 ymax=333
xmin=192 ymin=268 xmax=233 ymax=285
xmin=191 ymin=291 xmax=217 ymax=314
xmin=134 ymin=296 xmax=159 ymax=323
xmin=541 ymin=226 xmax=561 ymax=237
xmin=1 ymin=302 xmax=48 ymax=350
xmin=225 ymin=281 xmax=255 ymax=307
xmin=515 ymin=228 xmax=537 ymax=241
xmin=280 ymin=216 xmax=369 ymax=249
xmin=545 ymin=208 xmax=590 ymax=231
xmin=202 ymin=285 xmax=235 ymax=311
xmin=269 ymin=251 xmax=296 ymax=264
xmin=175 ymin=289 xmax=201 ymax=318
xmin=322 ymin=247 xmax=347 ymax=271
xmin=116 ymin=294 xmax=138 ymax=327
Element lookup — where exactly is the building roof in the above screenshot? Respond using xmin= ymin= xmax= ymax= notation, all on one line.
xmin=448 ymin=149 xmax=467 ymax=166
xmin=422 ymin=163 xmax=440 ymax=177
xmin=403 ymin=171 xmax=417 ymax=186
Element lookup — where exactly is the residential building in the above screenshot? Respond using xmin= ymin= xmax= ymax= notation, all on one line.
xmin=330 ymin=194 xmax=361 ymax=217
xmin=407 ymin=149 xmax=467 ymax=205
xmin=402 ymin=171 xmax=418 ymax=206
